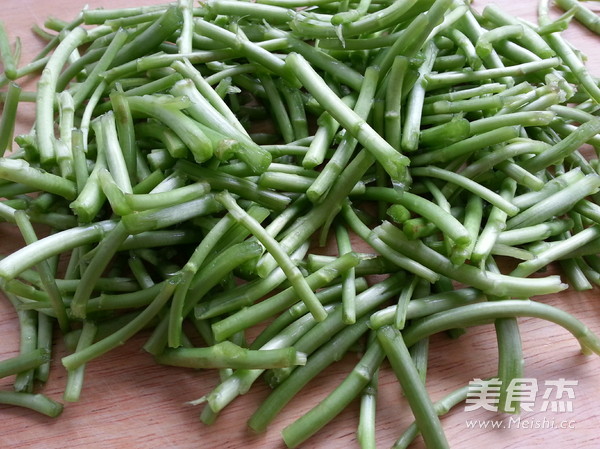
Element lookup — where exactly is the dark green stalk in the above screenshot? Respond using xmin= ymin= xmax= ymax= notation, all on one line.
xmin=281 ymin=340 xmax=385 ymax=448
xmin=335 ymin=224 xmax=356 ymax=324
xmin=249 ymin=280 xmax=368 ymax=350
xmin=522 ymin=118 xmax=600 ymax=172
xmin=411 ymin=126 xmax=521 ymax=166
xmin=279 ymin=81 xmax=309 ymax=141
xmin=70 ymin=222 xmax=130 ymax=319
xmin=402 ymin=300 xmax=600 ymax=355
xmin=378 ymin=326 xmax=450 ymax=449
xmin=199 ymin=306 xmax=325 ymax=421
xmin=62 ymin=278 xmax=178 ymax=370
xmin=306 ymin=67 xmax=378 ymax=203
xmin=126 ymin=95 xmax=213 ymax=163
xmin=86 ymin=282 xmax=166 ymax=313
xmin=126 ymin=181 xmax=210 ymax=211
xmin=14 ymin=211 xmax=69 ymax=332
xmin=402 ymin=41 xmax=438 ymax=152
xmin=170 ymin=60 xmax=248 ymax=135
xmin=258 ymin=72 xmax=295 ymax=143
xmin=216 ymin=191 xmax=327 ymax=322
xmin=506 ymin=174 xmax=600 ymax=230
xmin=247 ymin=315 xmax=371 ymax=433
xmin=392 ymin=385 xmax=471 ymax=449
xmin=267 ymin=275 xmax=405 ymax=387
xmin=286 ymin=54 xmax=409 ymax=183
xmin=109 ymin=90 xmax=138 ymax=182
xmin=411 ymin=166 xmax=519 ymax=216
xmin=303 ymin=109 xmax=343 ymax=170
xmin=9 ymin=293 xmax=37 ymax=393
xmin=376 ymin=0 xmax=452 ymax=77
xmin=166 ymin=240 xmax=262 ymax=349
xmin=357 ymin=356 xmax=378 ymax=449
xmin=0 ymin=82 xmax=21 ymax=155
xmin=395 ymin=276 xmax=419 ymax=330
xmin=372 ymin=220 xmax=566 ymax=297
xmin=211 ymin=252 xmax=360 ymax=342
xmin=470 ymin=178 xmax=517 ymax=267
xmin=385 ymin=56 xmax=409 ymax=150
xmin=71 ymin=29 xmax=128 ymax=110
xmin=448 ymin=28 xmax=482 ymax=69
xmin=359 ymin=187 xmax=472 ymax=246
xmin=176 ymin=160 xmax=290 ymax=211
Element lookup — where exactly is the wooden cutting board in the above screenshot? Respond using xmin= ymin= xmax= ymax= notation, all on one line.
xmin=1 ymin=1 xmax=600 ymax=448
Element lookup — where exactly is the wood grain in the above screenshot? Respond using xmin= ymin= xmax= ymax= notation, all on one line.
xmin=1 ymin=1 xmax=600 ymax=448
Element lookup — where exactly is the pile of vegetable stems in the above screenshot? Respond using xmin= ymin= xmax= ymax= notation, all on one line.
xmin=2 ymin=0 xmax=600 ymax=447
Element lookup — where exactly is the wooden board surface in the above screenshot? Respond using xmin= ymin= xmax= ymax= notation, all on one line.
xmin=1 ymin=1 xmax=600 ymax=448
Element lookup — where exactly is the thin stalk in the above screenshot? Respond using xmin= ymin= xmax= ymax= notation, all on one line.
xmin=199 ymin=306 xmax=326 ymax=420
xmin=506 ymin=174 xmax=600 ymax=230
xmin=401 ymin=41 xmax=438 ymax=152
xmin=34 ymin=313 xmax=52 ymax=382
xmin=216 ymin=191 xmax=328 ymax=322
xmin=470 ymin=178 xmax=517 ymax=267
xmin=0 ymin=391 xmax=62 ymax=417
xmin=250 ymin=280 xmax=368 ymax=350
xmin=424 ymin=58 xmax=561 ymax=90
xmin=70 ymin=222 xmax=130 ymax=319
xmin=335 ymin=224 xmax=356 ymax=324
xmin=62 ymin=278 xmax=178 ymax=370
xmin=307 ymin=67 xmax=378 ymax=202
xmin=385 ymin=56 xmax=409 ymax=151
xmin=0 ymin=220 xmax=117 ymax=282
xmin=377 ymin=326 xmax=450 ymax=449
xmin=156 ymin=343 xmax=306 ymax=369
xmin=286 ymin=54 xmax=409 ymax=183
xmin=247 ymin=316 xmax=371 ymax=433
xmin=166 ymin=240 xmax=262 ymax=349
xmin=411 ymin=126 xmax=521 ymax=166
xmin=373 ymin=220 xmax=566 ymax=298
xmin=258 ymin=72 xmax=294 ymax=143
xmin=14 ymin=211 xmax=69 ymax=332
xmin=0 ymin=21 xmax=17 ymax=79
xmin=392 ymin=385 xmax=471 ymax=449
xmin=0 ymin=82 xmax=21 ymax=155
xmin=0 ymin=158 xmax=76 ymax=200
xmin=0 ymin=348 xmax=50 ymax=379
xmin=108 ymin=91 xmax=138 ymax=182
xmin=281 ymin=340 xmax=385 ymax=448
xmin=63 ymin=321 xmax=97 ymax=402
xmin=402 ymin=300 xmax=600 ymax=355
xmin=36 ymin=27 xmax=87 ymax=164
